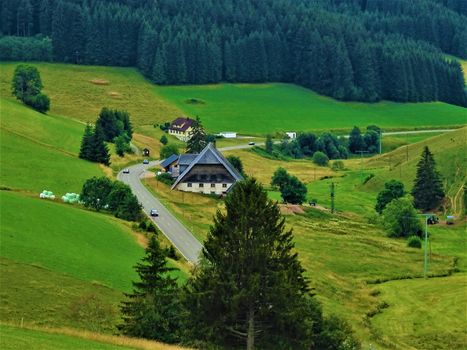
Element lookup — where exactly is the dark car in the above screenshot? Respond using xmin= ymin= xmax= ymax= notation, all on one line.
xmin=248 ymin=141 xmax=255 ymax=146
xmin=150 ymin=209 xmax=159 ymax=217
xmin=143 ymin=159 xmax=149 ymax=164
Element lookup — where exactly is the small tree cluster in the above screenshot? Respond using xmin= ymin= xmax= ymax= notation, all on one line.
xmin=375 ymin=180 xmax=405 ymax=214
xmin=160 ymin=144 xmax=179 ymax=159
xmin=348 ymin=125 xmax=380 ymax=154
xmin=383 ymin=198 xmax=423 ymax=238
xmin=11 ymin=64 xmax=50 ymax=113
xmin=96 ymin=108 xmax=133 ymax=157
xmin=312 ymin=151 xmax=329 ymax=166
xmin=272 ymin=167 xmax=307 ymax=204
xmin=80 ymin=177 xmax=142 ymax=221
xmin=411 ymin=146 xmax=445 ymax=211
xmin=79 ymin=123 xmax=111 ymax=165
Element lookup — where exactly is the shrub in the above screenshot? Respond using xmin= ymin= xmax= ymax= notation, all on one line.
xmin=138 ymin=221 xmax=147 ymax=230
xmin=362 ymin=173 xmax=374 ymax=184
xmin=166 ymin=245 xmax=179 ymax=260
xmin=160 ymin=134 xmax=168 ymax=145
xmin=313 ymin=151 xmax=329 ymax=166
xmin=383 ymin=198 xmax=423 ymax=238
xmin=407 ymin=235 xmax=422 ymax=248
xmin=24 ymin=92 xmax=50 ymax=113
xmin=156 ymin=172 xmax=175 ymax=185
xmin=146 ymin=222 xmax=157 ymax=233
xmin=331 ymin=160 xmax=345 ymax=171
xmin=160 ymin=144 xmax=179 ymax=159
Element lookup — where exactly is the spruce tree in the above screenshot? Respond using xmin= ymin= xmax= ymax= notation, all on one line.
xmin=411 ymin=146 xmax=445 ymax=211
xmin=348 ymin=126 xmax=366 ymax=154
xmin=119 ymin=235 xmax=182 ymax=343
xmin=92 ymin=123 xmax=111 ymax=166
xmin=184 ymin=178 xmax=320 ymax=349
xmin=79 ymin=123 xmax=94 ymax=161
xmin=186 ymin=116 xmax=207 ymax=153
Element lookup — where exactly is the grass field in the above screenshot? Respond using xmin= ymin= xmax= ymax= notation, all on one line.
xmin=0 ymin=62 xmax=181 ymax=126
xmin=156 ymin=83 xmax=467 ymax=134
xmin=0 ymin=324 xmax=191 ymax=350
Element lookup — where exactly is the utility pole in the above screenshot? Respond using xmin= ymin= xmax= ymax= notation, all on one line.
xmin=330 ymin=182 xmax=335 ymax=214
xmin=379 ymin=129 xmax=382 ymax=154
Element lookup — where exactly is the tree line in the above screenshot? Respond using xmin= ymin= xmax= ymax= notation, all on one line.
xmin=1 ymin=0 xmax=466 ymax=106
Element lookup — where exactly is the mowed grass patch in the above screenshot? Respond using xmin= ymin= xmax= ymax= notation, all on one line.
xmin=156 ymin=83 xmax=467 ymax=134
xmin=370 ymin=274 xmax=467 ymax=350
xmin=224 ymin=148 xmax=337 ymax=185
xmin=0 ymin=62 xmax=181 ymax=126
xmin=0 ymin=191 xmax=144 ymax=291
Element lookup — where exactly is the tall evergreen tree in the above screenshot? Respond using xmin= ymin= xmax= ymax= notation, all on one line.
xmin=79 ymin=123 xmax=94 ymax=161
xmin=184 ymin=178 xmax=321 ymax=349
xmin=411 ymin=146 xmax=445 ymax=211
xmin=348 ymin=126 xmax=366 ymax=154
xmin=186 ymin=116 xmax=207 ymax=153
xmin=119 ymin=235 xmax=182 ymax=343
xmin=92 ymin=123 xmax=111 ymax=166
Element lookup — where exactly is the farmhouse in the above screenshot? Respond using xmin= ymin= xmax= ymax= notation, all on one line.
xmin=168 ymin=117 xmax=195 ymax=141
xmin=170 ymin=143 xmax=243 ymax=195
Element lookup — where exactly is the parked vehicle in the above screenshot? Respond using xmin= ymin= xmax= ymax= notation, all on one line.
xmin=143 ymin=159 xmax=149 ymax=164
xmin=248 ymin=141 xmax=255 ymax=146
xmin=150 ymin=209 xmax=159 ymax=217
xmin=446 ymin=215 xmax=455 ymax=225
xmin=426 ymin=215 xmax=439 ymax=225
xmin=122 ymin=168 xmax=130 ymax=174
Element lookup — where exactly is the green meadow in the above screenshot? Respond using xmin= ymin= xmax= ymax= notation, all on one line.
xmin=156 ymin=83 xmax=467 ymax=134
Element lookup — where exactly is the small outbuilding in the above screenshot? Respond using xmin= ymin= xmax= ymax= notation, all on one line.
xmin=219 ymin=131 xmax=237 ymax=139
xmin=286 ymin=132 xmax=297 ymax=139
xmin=142 ymin=148 xmax=150 ymax=156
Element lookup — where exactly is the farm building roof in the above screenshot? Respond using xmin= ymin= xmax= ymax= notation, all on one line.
xmin=160 ymin=154 xmax=179 ymax=169
xmin=169 ymin=117 xmax=196 ymax=132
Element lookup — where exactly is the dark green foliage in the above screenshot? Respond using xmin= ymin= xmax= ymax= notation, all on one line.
xmin=80 ymin=177 xmax=142 ymax=221
xmin=265 ymin=134 xmax=273 ymax=153
xmin=160 ymin=144 xmax=179 ymax=160
xmin=11 ymin=64 xmax=50 ymax=112
xmin=119 ymin=235 xmax=182 ymax=343
xmin=314 ymin=315 xmax=361 ymax=350
xmin=114 ymin=135 xmax=131 ymax=157
xmin=272 ymin=168 xmax=307 ymax=204
xmin=348 ymin=126 xmax=366 ymax=154
xmin=80 ymin=176 xmax=113 ymax=212
xmin=186 ymin=116 xmax=207 ymax=154
xmin=313 ymin=151 xmax=329 ymax=166
xmin=79 ymin=123 xmax=111 ymax=165
xmin=226 ymin=155 xmax=245 ymax=177
xmin=383 ymin=198 xmax=423 ymax=238
xmin=156 ymin=172 xmax=175 ymax=186
xmin=331 ymin=160 xmax=345 ymax=171
xmin=280 ymin=175 xmax=308 ymax=204
xmin=79 ymin=123 xmax=94 ymax=160
xmin=183 ymin=178 xmax=321 ymax=349
xmin=0 ymin=35 xmax=52 ymax=61
xmin=375 ymin=180 xmax=406 ymax=214
xmin=159 ymin=134 xmax=168 ymax=145
xmin=407 ymin=235 xmax=422 ymax=249
xmin=165 ymin=245 xmax=178 ymax=260
xmin=96 ymin=108 xmax=132 ymax=143
xmin=411 ymin=146 xmax=445 ymax=211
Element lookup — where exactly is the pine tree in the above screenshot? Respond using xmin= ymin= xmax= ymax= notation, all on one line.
xmin=92 ymin=123 xmax=111 ymax=166
xmin=119 ymin=235 xmax=182 ymax=343
xmin=79 ymin=123 xmax=94 ymax=161
xmin=348 ymin=126 xmax=366 ymax=153
xmin=265 ymin=134 xmax=273 ymax=153
xmin=184 ymin=178 xmax=320 ymax=349
xmin=16 ymin=0 xmax=33 ymax=36
xmin=411 ymin=146 xmax=445 ymax=211
xmin=186 ymin=116 xmax=207 ymax=153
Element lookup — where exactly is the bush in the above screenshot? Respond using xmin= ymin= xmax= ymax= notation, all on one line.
xmin=160 ymin=134 xmax=168 ymax=145
xmin=313 ymin=151 xmax=329 ymax=166
xmin=166 ymin=245 xmax=179 ymax=260
xmin=160 ymin=144 xmax=179 ymax=159
xmin=157 ymin=172 xmax=175 ymax=185
xmin=24 ymin=93 xmax=50 ymax=113
xmin=331 ymin=160 xmax=345 ymax=171
xmin=138 ymin=221 xmax=147 ymax=230
xmin=383 ymin=198 xmax=423 ymax=238
xmin=407 ymin=235 xmax=422 ymax=248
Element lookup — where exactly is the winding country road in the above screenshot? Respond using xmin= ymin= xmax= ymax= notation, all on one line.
xmin=118 ymin=162 xmax=203 ymax=264
xmin=119 ymin=128 xmax=454 ymax=263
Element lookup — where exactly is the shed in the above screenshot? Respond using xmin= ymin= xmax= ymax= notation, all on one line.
xmin=219 ymin=131 xmax=237 ymax=139
xmin=143 ymin=148 xmax=150 ymax=156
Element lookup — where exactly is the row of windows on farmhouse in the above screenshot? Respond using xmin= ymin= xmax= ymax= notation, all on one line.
xmin=187 ymin=183 xmax=228 ymax=188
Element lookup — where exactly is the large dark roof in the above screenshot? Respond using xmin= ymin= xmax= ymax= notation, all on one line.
xmin=160 ymin=154 xmax=179 ymax=168
xmin=169 ymin=117 xmax=196 ymax=132
xmin=178 ymin=154 xmax=198 ymax=165
xmin=172 ymin=143 xmax=243 ymax=189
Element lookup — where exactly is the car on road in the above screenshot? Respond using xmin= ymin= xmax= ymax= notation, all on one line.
xmin=150 ymin=209 xmax=159 ymax=217
xmin=143 ymin=159 xmax=149 ymax=164
xmin=248 ymin=141 xmax=255 ymax=146
xmin=122 ymin=168 xmax=130 ymax=174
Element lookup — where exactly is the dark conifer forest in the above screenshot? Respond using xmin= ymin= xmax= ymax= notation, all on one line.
xmin=1 ymin=0 xmax=466 ymax=106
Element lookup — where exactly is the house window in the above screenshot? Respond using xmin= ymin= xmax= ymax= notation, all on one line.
xmin=211 ymin=183 xmax=215 ymax=188
xmin=222 ymin=184 xmax=227 ymax=188
xmin=187 ymin=183 xmax=192 ymax=188
xmin=199 ymin=183 xmax=204 ymax=188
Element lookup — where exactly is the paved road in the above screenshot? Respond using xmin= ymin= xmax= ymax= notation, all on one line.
xmin=118 ymin=162 xmax=203 ymax=264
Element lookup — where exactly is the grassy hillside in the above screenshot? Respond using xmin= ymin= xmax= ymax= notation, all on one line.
xmin=156 ymin=83 xmax=467 ymax=134
xmin=0 ymin=62 xmax=181 ymax=125
xmin=0 ymin=324 xmax=191 ymax=350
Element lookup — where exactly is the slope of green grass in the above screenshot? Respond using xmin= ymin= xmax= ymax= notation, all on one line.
xmin=156 ymin=83 xmax=467 ymax=134
xmin=0 ymin=62 xmax=181 ymax=126
xmin=0 ymin=324 xmax=133 ymax=350
xmin=0 ymin=190 xmax=144 ymax=291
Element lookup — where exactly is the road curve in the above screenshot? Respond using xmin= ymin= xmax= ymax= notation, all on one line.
xmin=118 ymin=162 xmax=203 ymax=264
